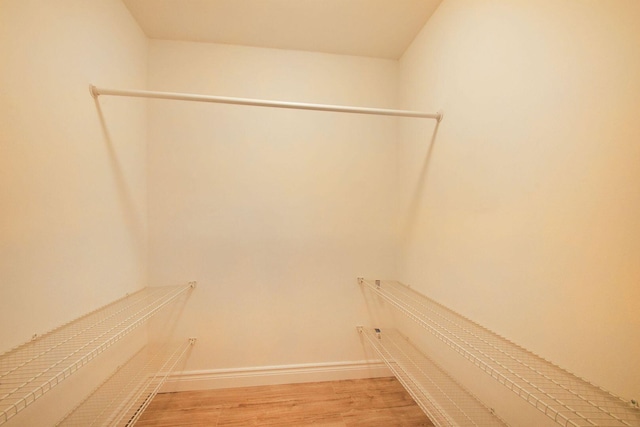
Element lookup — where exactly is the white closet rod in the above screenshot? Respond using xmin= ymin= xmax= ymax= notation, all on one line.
xmin=90 ymin=85 xmax=443 ymax=121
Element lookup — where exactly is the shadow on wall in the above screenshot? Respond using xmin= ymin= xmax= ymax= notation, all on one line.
xmin=400 ymin=120 xmax=441 ymax=242
xmin=148 ymin=285 xmax=194 ymax=343
xmin=93 ymin=96 xmax=146 ymax=265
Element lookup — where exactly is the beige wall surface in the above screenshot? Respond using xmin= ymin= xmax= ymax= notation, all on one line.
xmin=3 ymin=0 xmax=639 ymax=422
xmin=397 ymin=0 xmax=640 ymax=407
xmin=0 ymin=1 xmax=149 ymax=423
xmin=146 ymin=41 xmax=400 ymax=373
xmin=0 ymin=0 xmax=148 ymax=352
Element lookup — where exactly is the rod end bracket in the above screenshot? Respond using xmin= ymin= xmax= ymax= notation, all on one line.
xmin=89 ymin=84 xmax=99 ymax=99
xmin=436 ymin=109 xmax=444 ymax=123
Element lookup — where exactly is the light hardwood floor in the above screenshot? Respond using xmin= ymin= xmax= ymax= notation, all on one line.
xmin=136 ymin=377 xmax=434 ymax=426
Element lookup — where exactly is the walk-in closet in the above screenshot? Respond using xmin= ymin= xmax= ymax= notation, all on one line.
xmin=1 ymin=1 xmax=639 ymax=426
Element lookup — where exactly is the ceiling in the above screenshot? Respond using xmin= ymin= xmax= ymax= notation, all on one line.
xmin=122 ymin=0 xmax=442 ymax=59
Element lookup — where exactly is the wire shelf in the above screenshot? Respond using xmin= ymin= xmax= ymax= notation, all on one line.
xmin=359 ymin=326 xmax=508 ymax=427
xmin=56 ymin=339 xmax=195 ymax=427
xmin=0 ymin=283 xmax=195 ymax=425
xmin=359 ymin=279 xmax=640 ymax=427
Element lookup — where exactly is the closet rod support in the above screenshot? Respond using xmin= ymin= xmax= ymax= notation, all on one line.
xmin=90 ymin=85 xmax=443 ymax=120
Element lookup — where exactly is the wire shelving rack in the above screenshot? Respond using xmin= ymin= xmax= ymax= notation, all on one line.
xmin=359 ymin=326 xmax=508 ymax=427
xmin=0 ymin=283 xmax=195 ymax=425
xmin=56 ymin=338 xmax=195 ymax=427
xmin=359 ymin=278 xmax=640 ymax=427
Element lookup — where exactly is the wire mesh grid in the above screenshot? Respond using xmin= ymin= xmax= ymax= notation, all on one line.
xmin=360 ymin=327 xmax=508 ymax=427
xmin=359 ymin=279 xmax=640 ymax=427
xmin=56 ymin=338 xmax=195 ymax=427
xmin=0 ymin=284 xmax=194 ymax=425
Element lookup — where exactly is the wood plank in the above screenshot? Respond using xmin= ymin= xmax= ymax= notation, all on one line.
xmin=136 ymin=377 xmax=434 ymax=426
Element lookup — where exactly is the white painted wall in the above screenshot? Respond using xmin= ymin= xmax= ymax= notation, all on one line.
xmin=146 ymin=41 xmax=399 ymax=384
xmin=0 ymin=0 xmax=148 ymax=422
xmin=397 ymin=0 xmax=640 ymax=416
xmin=0 ymin=0 xmax=148 ymax=351
xmin=3 ymin=0 xmax=638 ymax=422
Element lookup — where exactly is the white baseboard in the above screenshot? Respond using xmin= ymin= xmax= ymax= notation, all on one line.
xmin=161 ymin=360 xmax=391 ymax=392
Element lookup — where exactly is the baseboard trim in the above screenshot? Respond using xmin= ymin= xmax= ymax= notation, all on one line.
xmin=161 ymin=360 xmax=391 ymax=392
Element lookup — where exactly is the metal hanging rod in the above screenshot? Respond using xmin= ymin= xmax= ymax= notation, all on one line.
xmin=90 ymin=85 xmax=443 ymax=121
